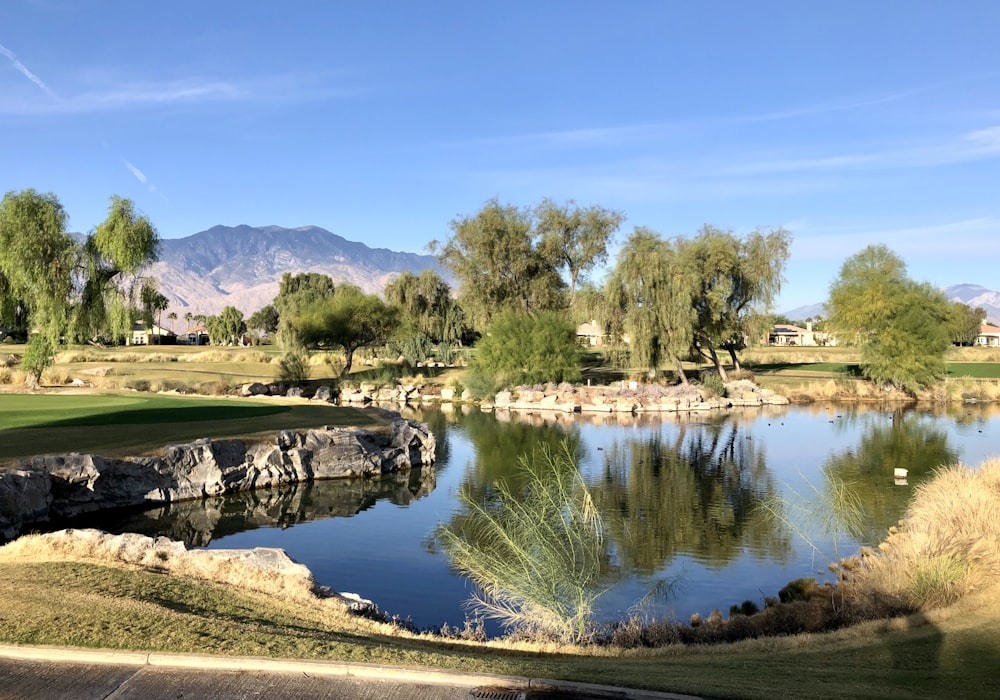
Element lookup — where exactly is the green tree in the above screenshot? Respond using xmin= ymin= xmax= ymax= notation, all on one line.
xmin=535 ymin=198 xmax=624 ymax=308
xmin=384 ymin=269 xmax=464 ymax=343
xmin=248 ymin=304 xmax=280 ymax=339
xmin=73 ymin=195 xmax=160 ymax=343
xmin=139 ymin=280 xmax=169 ymax=343
xmin=947 ymin=301 xmax=987 ymax=346
xmin=205 ymin=306 xmax=246 ymax=346
xmin=472 ymin=310 xmax=581 ymax=386
xmin=166 ymin=311 xmax=177 ymax=331
xmin=273 ymin=272 xmax=336 ymax=348
xmin=605 ymin=228 xmax=696 ymax=382
xmin=432 ymin=198 xmax=565 ymax=330
xmin=686 ymin=225 xmax=791 ymax=380
xmin=0 ymin=190 xmax=75 ymax=380
xmin=295 ymin=284 xmax=399 ymax=375
xmin=828 ymin=245 xmax=952 ymax=394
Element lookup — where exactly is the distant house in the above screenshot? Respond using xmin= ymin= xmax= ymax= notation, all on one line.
xmin=576 ymin=320 xmax=605 ymax=347
xmin=185 ymin=324 xmax=210 ymax=346
xmin=975 ymin=324 xmax=1000 ymax=347
xmin=128 ymin=321 xmax=177 ymax=346
xmin=768 ymin=321 xmax=836 ymax=347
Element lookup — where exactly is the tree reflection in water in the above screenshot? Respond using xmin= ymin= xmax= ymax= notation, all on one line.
xmin=822 ymin=408 xmax=958 ymax=545
xmin=591 ymin=419 xmax=791 ymax=574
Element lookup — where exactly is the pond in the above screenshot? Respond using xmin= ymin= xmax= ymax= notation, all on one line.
xmin=55 ymin=401 xmax=1000 ymax=635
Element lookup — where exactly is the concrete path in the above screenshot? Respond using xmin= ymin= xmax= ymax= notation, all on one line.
xmin=0 ymin=645 xmax=704 ymax=700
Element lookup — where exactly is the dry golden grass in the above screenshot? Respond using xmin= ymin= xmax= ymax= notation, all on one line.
xmin=849 ymin=459 xmax=1000 ymax=610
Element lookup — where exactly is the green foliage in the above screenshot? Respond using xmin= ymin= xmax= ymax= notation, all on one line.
xmin=462 ymin=369 xmax=500 ymax=399
xmin=205 ymin=306 xmax=246 ymax=346
xmin=247 ymin=304 xmax=280 ymax=337
xmin=828 ymin=246 xmax=952 ymax=394
xmin=384 ymin=270 xmax=467 ymax=344
xmin=473 ymin=310 xmax=581 ymax=386
xmin=433 ymin=198 xmax=566 ymax=331
xmin=435 ymin=442 xmax=615 ymax=643
xmin=947 ymin=301 xmax=986 ymax=346
xmin=388 ymin=329 xmax=433 ymax=365
xmin=295 ymin=284 xmax=400 ymax=375
xmin=699 ymin=371 xmax=726 ymax=398
xmin=20 ymin=334 xmax=55 ymax=385
xmin=277 ymin=348 xmax=311 ymax=386
xmin=534 ymin=198 xmax=624 ymax=306
xmin=273 ymin=272 xmax=336 ymax=348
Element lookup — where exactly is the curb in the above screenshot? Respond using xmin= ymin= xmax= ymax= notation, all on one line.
xmin=0 ymin=644 xmax=703 ymax=699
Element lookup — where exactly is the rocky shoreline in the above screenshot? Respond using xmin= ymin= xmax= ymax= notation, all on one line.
xmin=0 ymin=415 xmax=436 ymax=542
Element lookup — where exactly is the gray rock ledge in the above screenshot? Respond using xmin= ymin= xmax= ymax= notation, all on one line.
xmin=0 ymin=417 xmax=435 ymax=541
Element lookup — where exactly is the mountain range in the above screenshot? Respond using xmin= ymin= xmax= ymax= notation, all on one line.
xmin=782 ymin=284 xmax=1000 ymax=326
xmin=145 ymin=224 xmax=1000 ymax=327
xmin=147 ymin=225 xmax=447 ymax=320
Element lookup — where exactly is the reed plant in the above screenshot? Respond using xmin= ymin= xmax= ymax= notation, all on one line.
xmin=435 ymin=442 xmax=614 ymax=643
xmin=849 ymin=459 xmax=1000 ymax=610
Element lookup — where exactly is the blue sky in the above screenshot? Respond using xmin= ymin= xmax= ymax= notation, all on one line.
xmin=2 ymin=1 xmax=998 ymax=312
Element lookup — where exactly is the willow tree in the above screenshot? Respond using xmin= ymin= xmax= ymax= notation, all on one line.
xmin=0 ymin=189 xmax=75 ymax=381
xmin=686 ymin=225 xmax=791 ymax=380
xmin=384 ymin=269 xmax=465 ymax=344
xmin=827 ymin=245 xmax=951 ymax=394
xmin=535 ymin=198 xmax=624 ymax=308
xmin=73 ymin=195 xmax=161 ymax=343
xmin=605 ymin=228 xmax=696 ymax=383
xmin=272 ymin=272 xmax=336 ymax=348
xmin=432 ymin=198 xmax=565 ymax=331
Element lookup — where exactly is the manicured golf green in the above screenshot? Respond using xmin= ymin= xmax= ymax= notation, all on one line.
xmin=0 ymin=394 xmax=382 ymax=462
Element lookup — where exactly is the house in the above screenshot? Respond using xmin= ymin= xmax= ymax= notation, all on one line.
xmin=185 ymin=324 xmax=210 ymax=345
xmin=128 ymin=320 xmax=177 ymax=346
xmin=576 ymin=320 xmax=605 ymax=347
xmin=768 ymin=321 xmax=837 ymax=347
xmin=975 ymin=324 xmax=1000 ymax=347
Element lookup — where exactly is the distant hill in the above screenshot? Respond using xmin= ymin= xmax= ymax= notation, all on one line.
xmin=146 ymin=225 xmax=447 ymax=320
xmin=780 ymin=284 xmax=1000 ymax=326
xmin=943 ymin=284 xmax=1000 ymax=324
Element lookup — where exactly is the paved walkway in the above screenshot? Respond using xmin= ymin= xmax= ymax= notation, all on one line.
xmin=0 ymin=645 xmax=703 ymax=700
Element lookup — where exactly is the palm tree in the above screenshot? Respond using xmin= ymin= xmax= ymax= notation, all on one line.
xmin=184 ymin=311 xmax=193 ymax=331
xmin=167 ymin=312 xmax=177 ymax=332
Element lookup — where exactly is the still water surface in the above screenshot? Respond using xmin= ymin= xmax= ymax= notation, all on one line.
xmin=70 ymin=402 xmax=1000 ymax=634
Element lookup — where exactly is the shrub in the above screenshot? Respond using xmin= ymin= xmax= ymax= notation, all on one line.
xmin=699 ymin=371 xmax=726 ymax=398
xmin=434 ymin=442 xmax=613 ymax=644
xmin=277 ymin=349 xmax=310 ymax=386
xmin=472 ymin=310 xmax=581 ymax=386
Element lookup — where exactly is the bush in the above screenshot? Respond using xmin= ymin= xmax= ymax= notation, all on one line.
xmin=277 ymin=349 xmax=310 ymax=386
xmin=21 ymin=335 xmax=54 ymax=385
xmin=473 ymin=310 xmax=581 ymax=387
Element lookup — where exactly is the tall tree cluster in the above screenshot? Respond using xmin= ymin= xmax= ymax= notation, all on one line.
xmin=0 ymin=189 xmax=160 ymax=380
xmin=606 ymin=225 xmax=791 ymax=383
xmin=432 ymin=198 xmax=623 ymax=331
xmin=827 ymin=245 xmax=952 ymax=394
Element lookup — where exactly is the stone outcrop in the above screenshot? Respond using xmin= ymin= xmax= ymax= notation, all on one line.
xmin=0 ymin=417 xmax=435 ymax=542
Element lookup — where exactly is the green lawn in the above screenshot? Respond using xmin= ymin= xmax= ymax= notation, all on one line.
xmin=0 ymin=559 xmax=997 ymax=700
xmin=946 ymin=363 xmax=1000 ymax=379
xmin=0 ymin=393 xmax=381 ymax=462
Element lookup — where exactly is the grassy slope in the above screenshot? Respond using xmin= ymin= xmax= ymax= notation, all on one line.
xmin=0 ymin=393 xmax=381 ymax=462
xmin=0 ymin=558 xmax=997 ymax=700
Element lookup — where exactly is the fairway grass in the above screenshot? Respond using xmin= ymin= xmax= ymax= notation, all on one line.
xmin=0 ymin=393 xmax=382 ymax=462
xmin=0 ymin=556 xmax=997 ymax=699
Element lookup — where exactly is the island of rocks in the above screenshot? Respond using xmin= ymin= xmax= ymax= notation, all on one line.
xmin=0 ymin=415 xmax=436 ymax=542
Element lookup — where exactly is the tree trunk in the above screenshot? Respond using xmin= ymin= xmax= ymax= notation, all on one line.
xmin=674 ymin=356 xmax=689 ymax=385
xmin=703 ymin=336 xmax=729 ymax=383
xmin=341 ymin=347 xmax=354 ymax=376
xmin=727 ymin=346 xmax=742 ymax=372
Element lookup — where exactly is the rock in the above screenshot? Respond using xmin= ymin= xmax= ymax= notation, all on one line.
xmin=313 ymin=385 xmax=333 ymax=402
xmin=241 ymin=382 xmax=269 ymax=397
xmin=440 ymin=387 xmax=456 ymax=401
xmin=460 ymin=389 xmax=472 ymax=402
xmin=494 ymin=390 xmax=513 ymax=407
xmin=286 ymin=386 xmax=304 ymax=398
xmin=0 ymin=419 xmax=436 ymax=540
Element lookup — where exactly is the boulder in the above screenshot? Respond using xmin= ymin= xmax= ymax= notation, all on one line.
xmin=0 ymin=419 xmax=436 ymax=541
xmin=313 ymin=385 xmax=333 ymax=402
xmin=240 ymin=382 xmax=269 ymax=397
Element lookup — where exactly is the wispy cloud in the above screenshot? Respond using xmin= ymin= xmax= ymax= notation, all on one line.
xmin=0 ymin=40 xmax=58 ymax=99
xmin=792 ymin=217 xmax=1000 ymax=260
xmin=121 ymin=158 xmax=157 ymax=193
